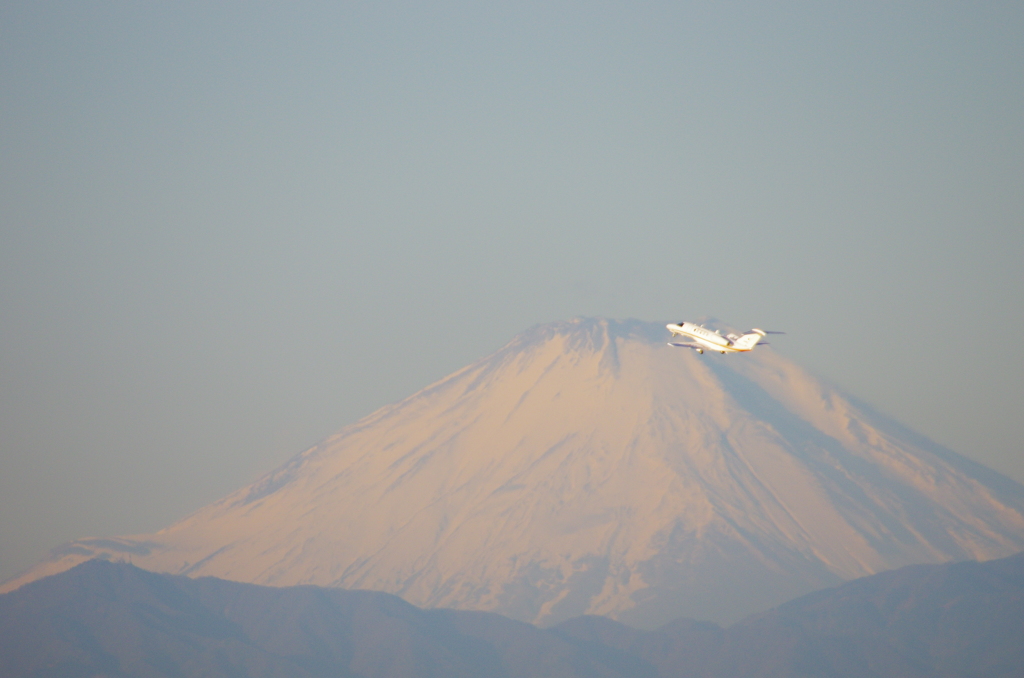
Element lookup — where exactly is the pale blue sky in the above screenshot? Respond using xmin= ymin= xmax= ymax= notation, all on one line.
xmin=2 ymin=1 xmax=1022 ymax=582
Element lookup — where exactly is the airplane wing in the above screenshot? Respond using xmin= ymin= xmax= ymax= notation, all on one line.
xmin=668 ymin=342 xmax=706 ymax=349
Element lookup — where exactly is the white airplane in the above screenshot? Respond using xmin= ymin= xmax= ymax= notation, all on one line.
xmin=666 ymin=321 xmax=784 ymax=354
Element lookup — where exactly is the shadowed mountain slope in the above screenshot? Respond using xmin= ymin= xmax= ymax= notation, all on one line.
xmin=6 ymin=318 xmax=1024 ymax=627
xmin=0 ymin=560 xmax=641 ymax=678
xmin=552 ymin=550 xmax=1024 ymax=678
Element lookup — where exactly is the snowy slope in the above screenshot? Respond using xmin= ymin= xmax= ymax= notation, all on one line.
xmin=6 ymin=318 xmax=1024 ymax=627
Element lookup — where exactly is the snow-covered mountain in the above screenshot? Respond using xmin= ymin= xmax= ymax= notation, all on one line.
xmin=6 ymin=318 xmax=1024 ymax=627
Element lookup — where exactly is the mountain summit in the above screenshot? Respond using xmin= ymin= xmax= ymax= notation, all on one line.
xmin=7 ymin=318 xmax=1024 ymax=627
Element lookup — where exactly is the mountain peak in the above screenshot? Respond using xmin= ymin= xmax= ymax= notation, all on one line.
xmin=6 ymin=319 xmax=1024 ymax=628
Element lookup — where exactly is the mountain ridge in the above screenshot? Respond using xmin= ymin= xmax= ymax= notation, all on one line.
xmin=4 ymin=551 xmax=1024 ymax=677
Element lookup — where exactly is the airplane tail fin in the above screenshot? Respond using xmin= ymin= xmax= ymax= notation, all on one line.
xmin=732 ymin=329 xmax=767 ymax=350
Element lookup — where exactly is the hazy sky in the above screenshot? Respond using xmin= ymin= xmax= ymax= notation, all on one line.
xmin=2 ymin=1 xmax=1022 ymax=583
